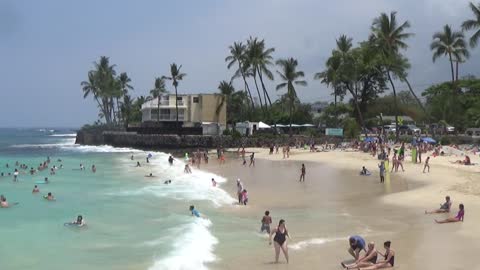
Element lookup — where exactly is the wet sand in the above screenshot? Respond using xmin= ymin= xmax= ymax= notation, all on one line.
xmin=199 ymin=148 xmax=480 ymax=270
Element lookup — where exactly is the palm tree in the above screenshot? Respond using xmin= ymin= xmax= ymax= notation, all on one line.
xmin=276 ymin=58 xmax=307 ymax=135
xmin=462 ymin=2 xmax=480 ymax=48
xmin=149 ymin=77 xmax=167 ymax=123
xmin=431 ymin=25 xmax=470 ymax=84
xmin=314 ymin=53 xmax=342 ymax=127
xmin=81 ymin=71 xmax=107 ymax=121
xmin=162 ymin=63 xmax=186 ymax=133
xmin=118 ymin=72 xmax=133 ymax=123
xmin=246 ymin=37 xmax=265 ymax=112
xmin=371 ymin=11 xmax=413 ymax=141
xmin=216 ymin=80 xmax=235 ymax=124
xmin=246 ymin=37 xmax=275 ymax=108
xmin=225 ymin=42 xmax=255 ymax=109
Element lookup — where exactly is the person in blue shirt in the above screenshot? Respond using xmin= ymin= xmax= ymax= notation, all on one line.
xmin=348 ymin=235 xmax=367 ymax=260
xmin=189 ymin=205 xmax=200 ymax=218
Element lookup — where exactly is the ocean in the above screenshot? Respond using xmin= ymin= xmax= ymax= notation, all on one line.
xmin=0 ymin=128 xmax=234 ymax=270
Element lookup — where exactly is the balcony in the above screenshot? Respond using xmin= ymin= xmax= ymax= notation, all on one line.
xmin=151 ymin=114 xmax=185 ymax=121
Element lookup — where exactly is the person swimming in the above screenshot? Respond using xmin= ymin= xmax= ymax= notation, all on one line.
xmin=44 ymin=177 xmax=49 ymax=184
xmin=32 ymin=185 xmax=40 ymax=193
xmin=136 ymin=161 xmax=141 ymax=167
xmin=0 ymin=195 xmax=9 ymax=208
xmin=164 ymin=180 xmax=172 ymax=184
xmin=189 ymin=205 xmax=200 ymax=217
xmin=44 ymin=192 xmax=55 ymax=201
xmin=71 ymin=215 xmax=85 ymax=227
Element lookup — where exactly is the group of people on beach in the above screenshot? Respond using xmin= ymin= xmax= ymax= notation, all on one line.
xmin=342 ymin=236 xmax=395 ymax=270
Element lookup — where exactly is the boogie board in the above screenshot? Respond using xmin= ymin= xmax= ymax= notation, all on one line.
xmin=64 ymin=222 xmax=82 ymax=227
xmin=35 ymin=181 xmax=48 ymax=184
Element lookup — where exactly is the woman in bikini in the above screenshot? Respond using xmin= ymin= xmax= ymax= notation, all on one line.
xmin=342 ymin=242 xmax=378 ymax=269
xmin=269 ymin=219 xmax=290 ymax=264
xmin=359 ymin=241 xmax=395 ymax=270
xmin=435 ymin=203 xmax=464 ymax=223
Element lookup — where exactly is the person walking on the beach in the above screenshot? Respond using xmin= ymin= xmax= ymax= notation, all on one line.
xmin=423 ymin=157 xmax=430 ymax=173
xmin=241 ymin=189 xmax=248 ymax=205
xmin=348 ymin=235 xmax=367 ymax=260
xmin=299 ymin=164 xmax=306 ymax=182
xmin=269 ymin=219 xmax=290 ymax=264
xmin=236 ymin=179 xmax=244 ymax=204
xmin=282 ymin=146 xmax=286 ymax=159
xmin=249 ymin=153 xmax=255 ymax=167
xmin=378 ymin=161 xmax=385 ymax=183
xmin=184 ymin=164 xmax=192 ymax=174
xmin=261 ymin=210 xmax=272 ymax=234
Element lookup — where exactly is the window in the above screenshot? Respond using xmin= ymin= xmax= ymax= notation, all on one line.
xmin=177 ymin=97 xmax=183 ymax=101
xmin=193 ymin=97 xmax=199 ymax=103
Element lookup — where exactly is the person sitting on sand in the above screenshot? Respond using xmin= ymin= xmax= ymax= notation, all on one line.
xmin=184 ymin=164 xmax=192 ymax=174
xmin=435 ymin=204 xmax=464 ymax=224
xmin=269 ymin=219 xmax=290 ymax=264
xmin=360 ymin=166 xmax=370 ymax=175
xmin=189 ymin=205 xmax=200 ymax=217
xmin=44 ymin=192 xmax=55 ymax=201
xmin=211 ymin=178 xmax=217 ymax=187
xmin=260 ymin=210 xmax=272 ymax=234
xmin=425 ymin=196 xmax=452 ymax=214
xmin=0 ymin=195 xmax=9 ymax=208
xmin=348 ymin=235 xmax=367 ymax=260
xmin=32 ymin=185 xmax=40 ymax=193
xmin=452 ymin=156 xmax=471 ymax=165
xmin=358 ymin=241 xmax=395 ymax=270
xmin=342 ymin=242 xmax=378 ymax=269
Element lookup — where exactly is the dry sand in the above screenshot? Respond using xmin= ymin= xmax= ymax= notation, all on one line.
xmin=200 ymin=146 xmax=480 ymax=270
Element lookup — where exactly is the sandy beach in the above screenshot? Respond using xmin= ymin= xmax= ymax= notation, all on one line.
xmin=202 ymin=146 xmax=480 ymax=270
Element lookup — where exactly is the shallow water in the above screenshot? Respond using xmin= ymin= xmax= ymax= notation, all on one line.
xmin=0 ymin=128 xmax=233 ymax=270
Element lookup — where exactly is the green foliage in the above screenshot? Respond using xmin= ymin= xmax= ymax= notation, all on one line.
xmin=343 ymin=117 xmax=360 ymax=139
xmin=440 ymin=136 xmax=451 ymax=145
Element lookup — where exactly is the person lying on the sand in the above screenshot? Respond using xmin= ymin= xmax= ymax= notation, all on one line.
xmin=342 ymin=242 xmax=378 ymax=269
xmin=451 ymin=156 xmax=471 ymax=165
xmin=435 ymin=204 xmax=464 ymax=224
xmin=425 ymin=196 xmax=452 ymax=214
xmin=359 ymin=241 xmax=395 ymax=270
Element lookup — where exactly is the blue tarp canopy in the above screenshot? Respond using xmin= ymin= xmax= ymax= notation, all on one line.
xmin=364 ymin=137 xmax=376 ymax=142
xmin=421 ymin=137 xmax=436 ymax=144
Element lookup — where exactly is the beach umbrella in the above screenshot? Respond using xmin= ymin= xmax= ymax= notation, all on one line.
xmin=421 ymin=137 xmax=436 ymax=144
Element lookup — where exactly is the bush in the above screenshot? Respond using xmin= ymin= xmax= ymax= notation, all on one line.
xmin=231 ymin=129 xmax=242 ymax=139
xmin=439 ymin=136 xmax=451 ymax=145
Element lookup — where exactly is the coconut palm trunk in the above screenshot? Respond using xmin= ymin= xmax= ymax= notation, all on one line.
xmin=157 ymin=96 xmax=161 ymax=123
xmin=386 ymin=70 xmax=400 ymax=141
xmin=258 ymin=70 xmax=273 ymax=107
xmin=402 ymin=77 xmax=429 ymax=118
xmin=174 ymin=85 xmax=179 ymax=134
xmin=252 ymin=74 xmax=265 ymax=112
xmin=448 ymin=52 xmax=455 ymax=85
xmin=238 ymin=63 xmax=255 ymax=109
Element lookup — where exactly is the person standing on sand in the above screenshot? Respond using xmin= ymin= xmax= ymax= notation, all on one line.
xmin=390 ymin=153 xmax=397 ymax=173
xmin=423 ymin=156 xmax=430 ymax=173
xmin=282 ymin=146 xmax=286 ymax=159
xmin=378 ymin=161 xmax=385 ymax=183
xmin=269 ymin=219 xmax=290 ymax=264
xmin=299 ymin=164 xmax=306 ymax=182
xmin=286 ymin=145 xmax=290 ymax=158
xmin=261 ymin=210 xmax=272 ymax=233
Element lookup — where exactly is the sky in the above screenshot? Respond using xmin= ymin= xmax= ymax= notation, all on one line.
xmin=1 ymin=0 xmax=479 ymax=127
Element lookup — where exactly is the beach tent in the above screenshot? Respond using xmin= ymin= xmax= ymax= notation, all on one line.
xmin=301 ymin=124 xmax=315 ymax=127
xmin=421 ymin=137 xmax=436 ymax=144
xmin=258 ymin=122 xmax=271 ymax=129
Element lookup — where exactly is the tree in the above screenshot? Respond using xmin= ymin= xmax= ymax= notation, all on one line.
xmin=149 ymin=77 xmax=167 ymax=123
xmin=162 ymin=63 xmax=186 ymax=133
xmin=462 ymin=2 xmax=480 ymax=48
xmin=246 ymin=37 xmax=275 ymax=109
xmin=246 ymin=37 xmax=266 ymax=113
xmin=118 ymin=72 xmax=133 ymax=123
xmin=276 ymin=58 xmax=307 ymax=135
xmin=225 ymin=42 xmax=255 ymax=109
xmin=216 ymin=80 xmax=235 ymax=124
xmin=370 ymin=11 xmax=413 ymax=141
xmin=431 ymin=25 xmax=469 ymax=85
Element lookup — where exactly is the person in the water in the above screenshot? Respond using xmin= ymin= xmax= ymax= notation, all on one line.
xmin=32 ymin=185 xmax=40 ymax=193
xmin=71 ymin=215 xmax=85 ymax=226
xmin=145 ymin=173 xmax=155 ymax=178
xmin=164 ymin=180 xmax=172 ymax=184
xmin=269 ymin=219 xmax=290 ymax=264
xmin=91 ymin=165 xmax=96 ymax=173
xmin=184 ymin=164 xmax=192 ymax=174
xmin=211 ymin=178 xmax=217 ymax=187
xmin=189 ymin=205 xmax=200 ymax=217
xmin=168 ymin=155 xmax=174 ymax=165
xmin=0 ymin=195 xmax=9 ymax=208
xmin=44 ymin=192 xmax=55 ymax=201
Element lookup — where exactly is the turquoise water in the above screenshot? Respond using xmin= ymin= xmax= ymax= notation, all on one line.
xmin=0 ymin=128 xmax=234 ymax=270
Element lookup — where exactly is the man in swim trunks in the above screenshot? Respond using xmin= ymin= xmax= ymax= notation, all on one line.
xmin=44 ymin=192 xmax=55 ymax=201
xmin=348 ymin=235 xmax=367 ymax=260
xmin=299 ymin=164 xmax=306 ymax=182
xmin=261 ymin=210 xmax=272 ymax=233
